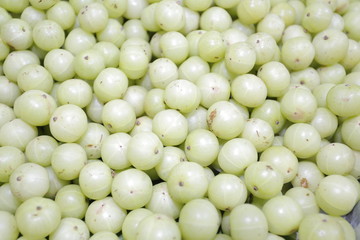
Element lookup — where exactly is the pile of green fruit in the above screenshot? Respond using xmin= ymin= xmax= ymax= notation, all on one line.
xmin=0 ymin=0 xmax=360 ymax=239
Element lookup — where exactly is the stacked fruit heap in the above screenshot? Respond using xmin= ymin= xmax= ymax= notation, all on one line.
xmin=1 ymin=0 xmax=360 ymax=239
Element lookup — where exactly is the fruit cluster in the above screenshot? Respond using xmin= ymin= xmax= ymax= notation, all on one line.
xmin=0 ymin=0 xmax=360 ymax=239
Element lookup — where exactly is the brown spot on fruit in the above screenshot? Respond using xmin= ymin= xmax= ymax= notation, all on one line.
xmin=111 ymin=170 xmax=116 ymax=178
xmin=300 ymin=178 xmax=309 ymax=188
xmin=207 ymin=109 xmax=217 ymax=127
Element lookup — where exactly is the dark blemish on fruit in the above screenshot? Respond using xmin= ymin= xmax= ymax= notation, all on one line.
xmin=96 ymin=203 xmax=106 ymax=215
xmin=186 ymin=146 xmax=191 ymax=150
xmin=323 ymin=35 xmax=329 ymax=40
xmin=111 ymin=170 xmax=116 ymax=178
xmin=84 ymin=56 xmax=89 ymax=60
xmin=253 ymin=186 xmax=258 ymax=191
xmin=53 ymin=116 xmax=58 ymax=122
xmin=207 ymin=109 xmax=217 ymax=127
xmin=179 ymin=181 xmax=184 ymax=187
xmin=266 ymin=165 xmax=273 ymax=170
xmin=301 ymin=178 xmax=309 ymax=188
